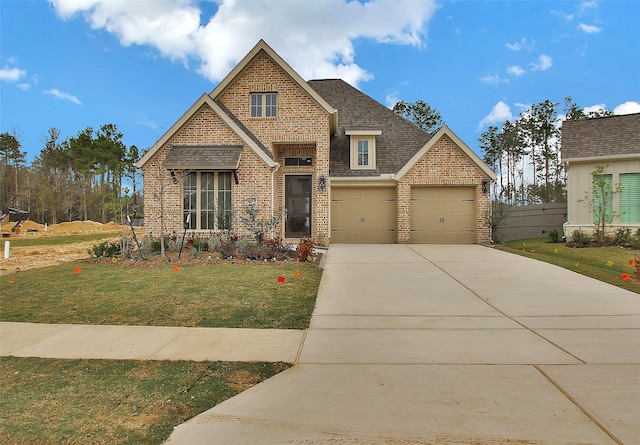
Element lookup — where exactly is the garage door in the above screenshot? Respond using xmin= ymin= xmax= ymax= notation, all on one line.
xmin=411 ymin=186 xmax=476 ymax=243
xmin=331 ymin=187 xmax=396 ymax=243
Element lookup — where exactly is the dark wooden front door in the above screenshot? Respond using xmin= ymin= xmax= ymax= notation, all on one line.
xmin=285 ymin=175 xmax=312 ymax=238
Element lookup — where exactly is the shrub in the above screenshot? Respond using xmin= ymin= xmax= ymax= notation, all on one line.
xmin=612 ymin=227 xmax=632 ymax=246
xmin=191 ymin=237 xmax=208 ymax=252
xmin=166 ymin=238 xmax=179 ymax=253
xmin=208 ymin=233 xmax=221 ymax=251
xmin=592 ymin=227 xmax=613 ymax=246
xmin=632 ymin=229 xmax=640 ymax=248
xmin=571 ymin=229 xmax=592 ymax=247
xmin=547 ymin=229 xmax=561 ymax=243
xmin=243 ymin=238 xmax=293 ymax=261
xmin=215 ymin=234 xmax=239 ymax=259
xmin=236 ymin=236 xmax=250 ymax=255
xmin=297 ymin=237 xmax=314 ymax=262
xmin=90 ymin=240 xmax=121 ymax=257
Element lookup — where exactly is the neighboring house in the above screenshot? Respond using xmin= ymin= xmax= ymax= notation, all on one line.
xmin=135 ymin=40 xmax=496 ymax=246
xmin=562 ymin=113 xmax=640 ymax=238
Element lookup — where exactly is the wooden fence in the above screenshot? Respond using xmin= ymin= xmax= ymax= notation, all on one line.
xmin=497 ymin=203 xmax=567 ymax=242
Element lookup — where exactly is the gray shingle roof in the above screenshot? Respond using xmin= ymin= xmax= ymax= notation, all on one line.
xmin=561 ymin=113 xmax=640 ymax=160
xmin=164 ymin=146 xmax=243 ymax=170
xmin=307 ymin=79 xmax=433 ymax=176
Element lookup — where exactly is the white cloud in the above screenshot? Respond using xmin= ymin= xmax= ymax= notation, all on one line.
xmin=134 ymin=113 xmax=160 ymax=130
xmin=17 ymin=83 xmax=31 ymax=91
xmin=584 ymin=104 xmax=607 ymax=114
xmin=479 ymin=73 xmax=508 ymax=85
xmin=507 ymin=65 xmax=525 ymax=76
xmin=385 ymin=92 xmax=400 ymax=109
xmin=44 ymin=88 xmax=82 ymax=105
xmin=578 ymin=23 xmax=601 ymax=34
xmin=0 ymin=66 xmax=26 ymax=82
xmin=477 ymin=101 xmax=513 ymax=130
xmin=49 ymin=0 xmax=438 ymax=86
xmin=505 ymin=38 xmax=535 ymax=51
xmin=614 ymin=101 xmax=640 ymax=115
xmin=531 ymin=54 xmax=552 ymax=71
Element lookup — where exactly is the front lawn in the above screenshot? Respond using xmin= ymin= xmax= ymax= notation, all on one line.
xmin=496 ymin=238 xmax=639 ymax=293
xmin=1 ymin=261 xmax=322 ymax=329
xmin=6 ymin=232 xmax=121 ymax=247
xmin=0 ymin=357 xmax=290 ymax=445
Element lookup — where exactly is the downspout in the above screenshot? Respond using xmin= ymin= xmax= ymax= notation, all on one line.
xmin=271 ymin=162 xmax=281 ymax=239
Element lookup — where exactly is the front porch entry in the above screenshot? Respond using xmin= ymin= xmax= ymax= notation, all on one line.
xmin=285 ymin=175 xmax=312 ymax=238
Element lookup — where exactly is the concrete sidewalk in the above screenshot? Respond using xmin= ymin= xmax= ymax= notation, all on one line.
xmin=166 ymin=244 xmax=640 ymax=445
xmin=0 ymin=322 xmax=305 ymax=363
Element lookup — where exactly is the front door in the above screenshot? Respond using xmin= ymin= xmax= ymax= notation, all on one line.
xmin=285 ymin=175 xmax=312 ymax=238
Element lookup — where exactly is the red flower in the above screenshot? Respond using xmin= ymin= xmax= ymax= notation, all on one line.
xmin=277 ymin=275 xmax=286 ymax=283
xmin=173 ymin=265 xmax=180 ymax=272
xmin=621 ymin=273 xmax=630 ymax=281
xmin=629 ymin=260 xmax=637 ymax=266
xmin=74 ymin=266 xmax=81 ymax=274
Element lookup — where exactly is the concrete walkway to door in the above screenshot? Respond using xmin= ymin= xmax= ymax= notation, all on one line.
xmin=167 ymin=244 xmax=640 ymax=444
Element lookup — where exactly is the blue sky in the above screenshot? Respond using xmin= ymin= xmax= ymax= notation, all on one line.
xmin=2 ymin=0 xmax=639 ymax=164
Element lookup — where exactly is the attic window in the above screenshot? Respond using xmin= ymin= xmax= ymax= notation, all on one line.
xmin=346 ymin=129 xmax=381 ymax=170
xmin=251 ymin=92 xmax=277 ymax=117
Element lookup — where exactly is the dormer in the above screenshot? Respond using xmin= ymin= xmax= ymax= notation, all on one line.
xmin=346 ymin=128 xmax=382 ymax=170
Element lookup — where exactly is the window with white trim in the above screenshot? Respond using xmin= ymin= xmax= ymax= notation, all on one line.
xmin=349 ymin=136 xmax=376 ymax=170
xmin=250 ymin=92 xmax=277 ymax=117
xmin=183 ymin=171 xmax=232 ymax=230
xmin=347 ymin=129 xmax=380 ymax=170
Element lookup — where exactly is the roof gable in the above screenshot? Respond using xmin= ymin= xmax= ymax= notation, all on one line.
xmin=561 ymin=113 xmax=640 ymax=161
xmin=210 ymin=40 xmax=337 ymax=129
xmin=396 ymin=125 xmax=496 ymax=180
xmin=134 ymin=94 xmax=275 ymax=169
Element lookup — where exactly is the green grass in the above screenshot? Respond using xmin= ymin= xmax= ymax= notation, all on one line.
xmin=496 ymin=238 xmax=639 ymax=293
xmin=7 ymin=232 xmax=121 ymax=247
xmin=1 ymin=261 xmax=323 ymax=329
xmin=0 ymin=356 xmax=290 ymax=445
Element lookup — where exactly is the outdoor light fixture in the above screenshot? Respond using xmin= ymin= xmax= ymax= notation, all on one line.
xmin=170 ymin=170 xmax=178 ymax=185
xmin=482 ymin=179 xmax=490 ymax=194
xmin=318 ymin=174 xmax=327 ymax=192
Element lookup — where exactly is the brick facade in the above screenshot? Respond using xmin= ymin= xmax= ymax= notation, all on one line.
xmin=397 ymin=135 xmax=492 ymax=244
xmin=141 ymin=104 xmax=275 ymax=239
xmin=141 ymin=49 xmax=331 ymax=245
xmin=217 ymin=51 xmax=331 ymax=245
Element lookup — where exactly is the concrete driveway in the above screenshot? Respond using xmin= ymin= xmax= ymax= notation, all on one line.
xmin=167 ymin=244 xmax=640 ymax=444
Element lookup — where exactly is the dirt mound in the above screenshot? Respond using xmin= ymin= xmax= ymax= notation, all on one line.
xmin=18 ymin=220 xmax=45 ymax=232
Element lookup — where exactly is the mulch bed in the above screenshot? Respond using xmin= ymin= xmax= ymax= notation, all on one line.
xmin=84 ymin=251 xmax=323 ymax=269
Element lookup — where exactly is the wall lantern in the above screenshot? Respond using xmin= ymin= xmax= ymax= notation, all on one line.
xmin=482 ymin=179 xmax=490 ymax=194
xmin=318 ymin=174 xmax=327 ymax=192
